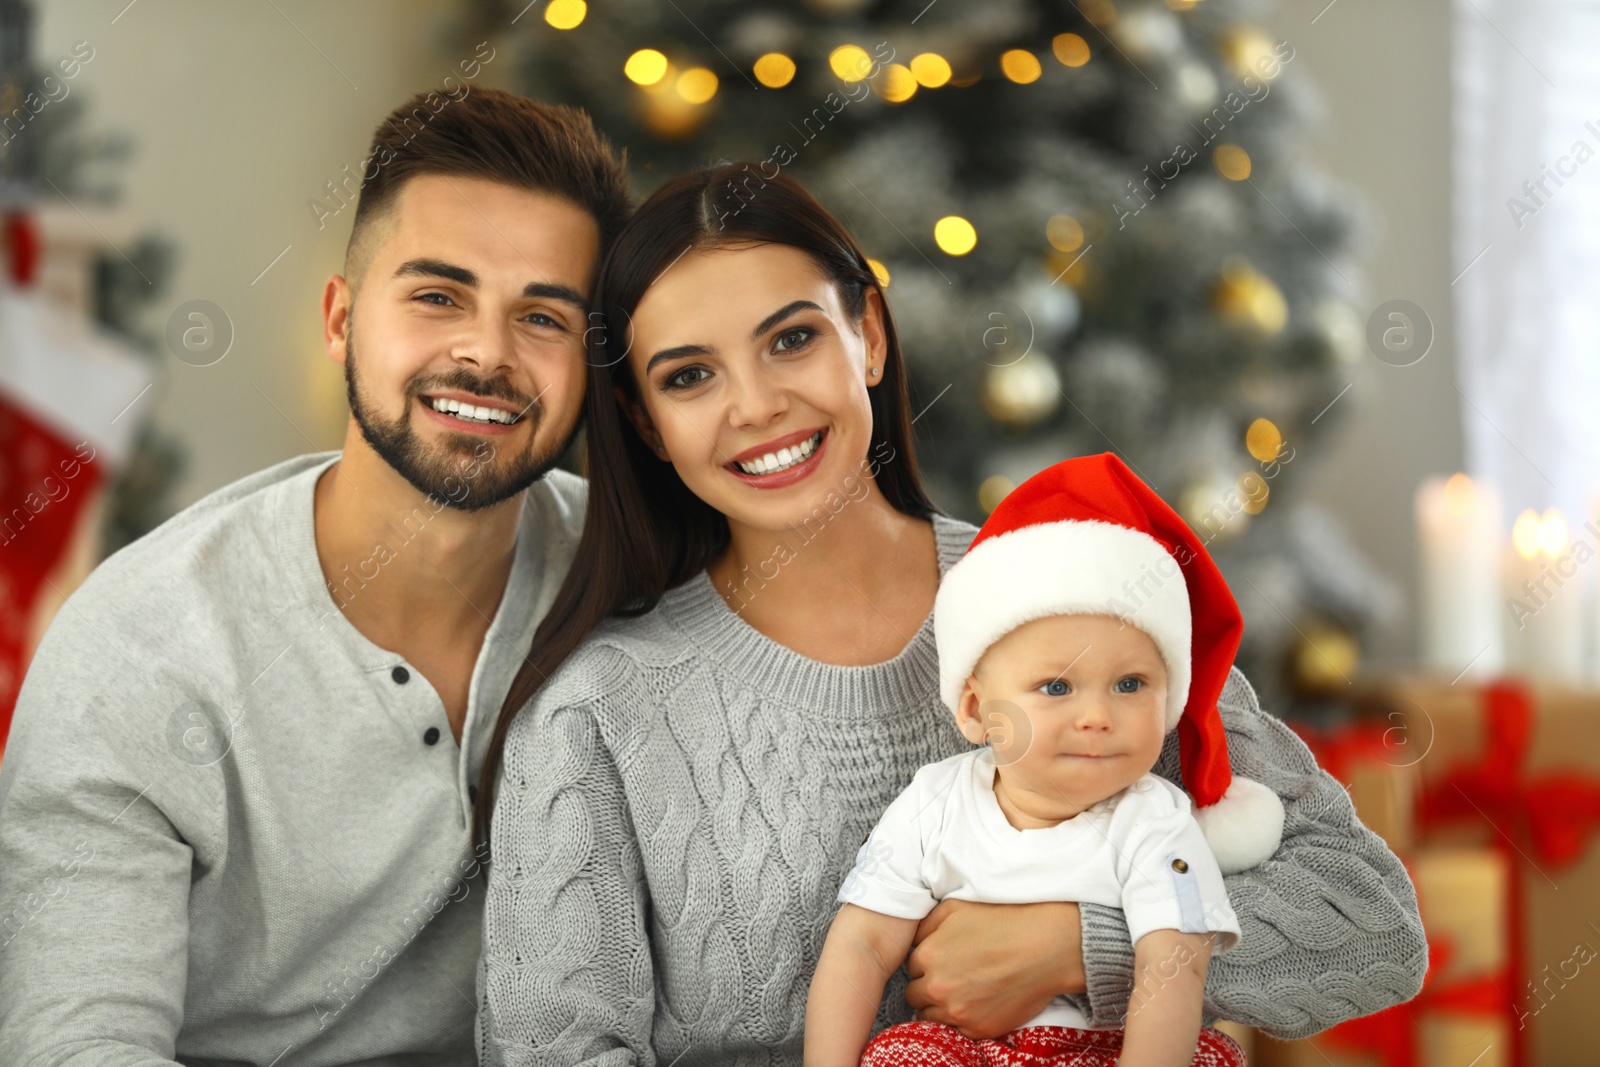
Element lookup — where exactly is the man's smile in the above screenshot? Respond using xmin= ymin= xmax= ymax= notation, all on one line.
xmin=419 ymin=390 xmax=527 ymax=426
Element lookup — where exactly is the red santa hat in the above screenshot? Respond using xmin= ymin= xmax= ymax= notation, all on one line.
xmin=933 ymin=452 xmax=1285 ymax=873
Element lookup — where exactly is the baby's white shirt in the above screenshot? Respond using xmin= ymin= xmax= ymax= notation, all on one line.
xmin=838 ymin=745 xmax=1241 ymax=1030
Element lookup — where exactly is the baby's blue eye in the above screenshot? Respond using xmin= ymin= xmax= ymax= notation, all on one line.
xmin=1115 ymin=677 xmax=1143 ymax=693
xmin=1039 ymin=679 xmax=1070 ymax=697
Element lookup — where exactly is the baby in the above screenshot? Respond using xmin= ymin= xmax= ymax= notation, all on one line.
xmin=804 ymin=453 xmax=1286 ymax=1067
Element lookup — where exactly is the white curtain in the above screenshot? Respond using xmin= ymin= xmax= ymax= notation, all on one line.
xmin=1454 ymin=0 xmax=1600 ymax=526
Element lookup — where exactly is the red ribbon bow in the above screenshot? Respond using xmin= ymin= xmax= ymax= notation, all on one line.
xmin=1419 ymin=680 xmax=1600 ymax=869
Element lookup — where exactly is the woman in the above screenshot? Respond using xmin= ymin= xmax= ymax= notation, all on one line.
xmin=473 ymin=165 xmax=1425 ymax=1065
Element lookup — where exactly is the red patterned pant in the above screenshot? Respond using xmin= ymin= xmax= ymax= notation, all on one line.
xmin=858 ymin=1020 xmax=1246 ymax=1066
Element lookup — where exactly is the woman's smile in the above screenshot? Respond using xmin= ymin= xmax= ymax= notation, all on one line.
xmin=724 ymin=427 xmax=829 ymax=489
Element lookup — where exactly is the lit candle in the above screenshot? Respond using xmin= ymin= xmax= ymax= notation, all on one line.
xmin=1503 ymin=508 xmax=1585 ymax=681
xmin=1416 ymin=474 xmax=1503 ymax=679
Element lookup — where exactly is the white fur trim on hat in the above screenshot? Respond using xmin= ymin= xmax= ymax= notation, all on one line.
xmin=934 ymin=520 xmax=1192 ymax=728
xmin=1192 ymin=775 xmax=1286 ymax=874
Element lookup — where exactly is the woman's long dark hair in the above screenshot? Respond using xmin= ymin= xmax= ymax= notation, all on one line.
xmin=472 ymin=163 xmax=939 ymax=854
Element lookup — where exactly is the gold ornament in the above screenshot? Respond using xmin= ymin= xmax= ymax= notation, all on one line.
xmin=1211 ymin=260 xmax=1287 ymax=335
xmin=1213 ymin=143 xmax=1251 ymax=181
xmin=1290 ymin=621 xmax=1360 ymax=696
xmin=1245 ymin=417 xmax=1282 ymax=463
xmin=1080 ymin=0 xmax=1117 ymax=26
xmin=1046 ymin=214 xmax=1085 ymax=252
xmin=1220 ymin=26 xmax=1283 ymax=82
xmin=1045 ymin=246 xmax=1094 ymax=293
xmin=978 ymin=475 xmax=1015 ymax=513
xmin=1238 ymin=470 xmax=1268 ymax=515
xmin=981 ymin=353 xmax=1062 ymax=428
xmin=1179 ymin=477 xmax=1248 ymax=544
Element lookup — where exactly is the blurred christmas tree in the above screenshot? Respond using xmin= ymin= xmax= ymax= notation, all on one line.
xmin=463 ymin=0 xmax=1397 ymax=709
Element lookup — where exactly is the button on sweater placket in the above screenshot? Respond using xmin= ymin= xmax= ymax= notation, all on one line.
xmin=389 ymin=663 xmax=448 ymax=749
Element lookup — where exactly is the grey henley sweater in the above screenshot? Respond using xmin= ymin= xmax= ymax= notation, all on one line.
xmin=0 ymin=451 xmax=586 ymax=1066
xmin=476 ymin=513 xmax=1428 ymax=1066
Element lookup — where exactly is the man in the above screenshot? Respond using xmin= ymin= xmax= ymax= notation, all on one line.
xmin=0 ymin=87 xmax=631 ymax=1064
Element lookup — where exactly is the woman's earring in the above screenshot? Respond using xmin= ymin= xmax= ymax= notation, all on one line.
xmin=869 ymin=366 xmax=880 ymax=378
xmin=655 ymin=444 xmax=667 ymax=457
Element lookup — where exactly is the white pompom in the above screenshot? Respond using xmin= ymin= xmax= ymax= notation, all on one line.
xmin=1193 ymin=776 xmax=1285 ymax=874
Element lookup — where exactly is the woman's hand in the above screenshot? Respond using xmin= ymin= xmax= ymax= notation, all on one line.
xmin=902 ymin=899 xmax=1085 ymax=1038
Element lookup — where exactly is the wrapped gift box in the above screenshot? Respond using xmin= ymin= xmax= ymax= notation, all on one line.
xmin=1371 ymin=677 xmax=1600 ymax=1066
xmin=1253 ymin=846 xmax=1510 ymax=1067
xmin=1275 ymin=677 xmax=1600 ymax=1066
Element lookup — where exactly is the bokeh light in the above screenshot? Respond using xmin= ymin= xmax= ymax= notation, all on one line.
xmin=544 ymin=0 xmax=586 ymax=29
xmin=910 ymin=53 xmax=952 ymax=88
xmin=753 ymin=53 xmax=796 ymax=88
xmin=829 ymin=44 xmax=873 ymax=83
xmin=1052 ymin=33 xmax=1091 ymax=67
xmin=934 ymin=216 xmax=978 ymax=255
xmin=625 ymin=49 xmax=669 ymax=86
xmin=1000 ymin=49 xmax=1043 ymax=84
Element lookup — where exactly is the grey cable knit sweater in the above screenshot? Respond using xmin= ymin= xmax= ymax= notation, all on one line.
xmin=476 ymin=513 xmax=1427 ymax=1065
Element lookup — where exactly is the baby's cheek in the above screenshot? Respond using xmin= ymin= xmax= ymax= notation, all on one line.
xmin=1134 ymin=707 xmax=1169 ymax=767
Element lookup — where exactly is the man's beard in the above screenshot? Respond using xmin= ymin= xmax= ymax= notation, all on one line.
xmin=344 ymin=330 xmax=578 ymax=513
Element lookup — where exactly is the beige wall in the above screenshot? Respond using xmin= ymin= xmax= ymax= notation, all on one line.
xmin=36 ymin=0 xmax=464 ymax=508
xmin=1262 ymin=0 xmax=1458 ymax=664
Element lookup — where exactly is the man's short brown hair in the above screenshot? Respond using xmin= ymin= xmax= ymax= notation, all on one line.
xmin=345 ymin=87 xmax=632 ymax=287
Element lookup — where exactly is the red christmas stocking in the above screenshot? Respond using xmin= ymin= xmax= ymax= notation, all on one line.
xmin=0 ymin=394 xmax=102 ymax=751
